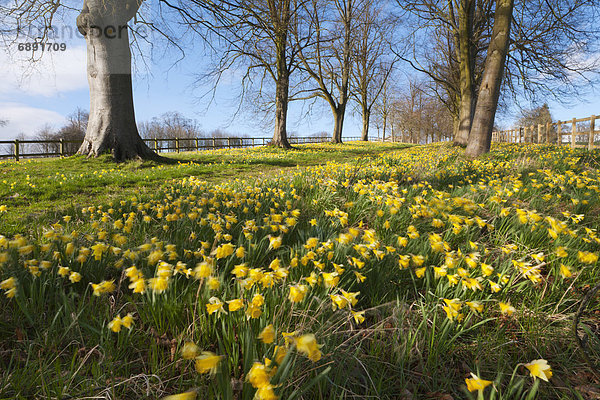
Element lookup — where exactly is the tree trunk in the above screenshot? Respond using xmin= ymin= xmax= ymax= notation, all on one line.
xmin=272 ymin=72 xmax=292 ymax=148
xmin=271 ymin=21 xmax=292 ymax=149
xmin=453 ymin=0 xmax=476 ymax=147
xmin=361 ymin=107 xmax=370 ymax=141
xmin=452 ymin=113 xmax=459 ymax=138
xmin=332 ymin=104 xmax=345 ymax=144
xmin=76 ymin=0 xmax=160 ymax=162
xmin=466 ymin=0 xmax=514 ymax=158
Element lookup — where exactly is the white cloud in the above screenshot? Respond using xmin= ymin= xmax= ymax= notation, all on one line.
xmin=0 ymin=102 xmax=67 ymax=140
xmin=0 ymin=45 xmax=87 ymax=97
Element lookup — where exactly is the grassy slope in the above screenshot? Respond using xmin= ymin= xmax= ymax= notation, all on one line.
xmin=0 ymin=142 xmax=599 ymax=400
xmin=0 ymin=143 xmax=408 ymax=236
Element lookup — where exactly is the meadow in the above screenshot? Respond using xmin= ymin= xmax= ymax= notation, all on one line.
xmin=0 ymin=142 xmax=599 ymax=399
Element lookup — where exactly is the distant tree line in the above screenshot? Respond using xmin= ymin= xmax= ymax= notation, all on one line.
xmin=2 ymin=110 xmax=331 ymax=157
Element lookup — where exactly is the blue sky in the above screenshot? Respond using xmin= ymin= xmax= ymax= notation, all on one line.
xmin=0 ymin=5 xmax=599 ymax=141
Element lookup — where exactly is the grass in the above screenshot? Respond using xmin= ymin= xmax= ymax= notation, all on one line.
xmin=0 ymin=142 xmax=410 ymax=236
xmin=0 ymin=141 xmax=599 ymax=399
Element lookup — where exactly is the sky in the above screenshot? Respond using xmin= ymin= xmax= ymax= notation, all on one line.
xmin=1 ymin=4 xmax=599 ymax=142
xmin=0 ymin=4 xmax=355 ymax=142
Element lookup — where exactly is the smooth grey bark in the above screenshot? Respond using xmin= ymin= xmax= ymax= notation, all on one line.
xmin=76 ymin=0 xmax=160 ymax=161
xmin=465 ymin=0 xmax=514 ymax=157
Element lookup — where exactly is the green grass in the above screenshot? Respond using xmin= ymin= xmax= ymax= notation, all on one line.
xmin=0 ymin=141 xmax=599 ymax=400
xmin=0 ymin=142 xmax=410 ymax=236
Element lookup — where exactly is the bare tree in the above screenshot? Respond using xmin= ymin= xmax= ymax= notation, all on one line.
xmin=33 ymin=125 xmax=58 ymax=154
xmin=139 ymin=111 xmax=204 ymax=150
xmin=179 ymin=0 xmax=312 ymax=149
xmin=0 ymin=1 xmax=188 ymax=161
xmin=399 ymin=0 xmax=600 ymax=153
xmin=466 ymin=0 xmax=513 ymax=157
xmin=350 ymin=0 xmax=396 ymax=141
xmin=298 ymin=0 xmax=358 ymax=144
xmin=372 ymin=80 xmax=394 ymax=141
xmin=75 ymin=0 xmax=160 ymax=160
xmin=381 ymin=77 xmax=453 ymax=144
xmin=515 ymin=103 xmax=554 ymax=143
xmin=398 ymin=0 xmax=492 ymax=146
xmin=31 ymin=109 xmax=88 ymax=155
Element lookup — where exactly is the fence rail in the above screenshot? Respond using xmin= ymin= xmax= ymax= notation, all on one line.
xmin=492 ymin=114 xmax=599 ymax=149
xmin=0 ymin=136 xmax=363 ymax=161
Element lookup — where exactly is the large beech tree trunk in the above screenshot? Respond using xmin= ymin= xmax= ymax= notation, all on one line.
xmin=466 ymin=0 xmax=514 ymax=158
xmin=76 ymin=0 xmax=160 ymax=161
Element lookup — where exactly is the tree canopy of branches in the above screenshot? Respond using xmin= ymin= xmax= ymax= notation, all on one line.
xmin=297 ymin=0 xmax=358 ymax=144
xmin=350 ymin=0 xmax=396 ymax=141
xmin=178 ymin=0 xmax=313 ymax=148
xmin=399 ymin=0 xmax=600 ymax=155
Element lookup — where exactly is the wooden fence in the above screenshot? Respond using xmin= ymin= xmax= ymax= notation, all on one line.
xmin=0 ymin=136 xmax=363 ymax=162
xmin=492 ymin=114 xmax=599 ymax=149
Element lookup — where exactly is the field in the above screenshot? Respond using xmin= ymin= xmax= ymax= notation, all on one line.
xmin=0 ymin=142 xmax=599 ymax=399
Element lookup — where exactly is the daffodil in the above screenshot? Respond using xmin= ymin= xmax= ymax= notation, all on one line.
xmin=182 ymin=342 xmax=200 ymax=360
xmin=499 ymin=301 xmax=515 ymax=316
xmin=247 ymin=362 xmax=271 ymax=388
xmin=194 ymin=351 xmax=223 ymax=374
xmin=206 ymin=297 xmax=226 ymax=315
xmin=351 ymin=310 xmax=365 ymax=324
xmin=227 ymin=298 xmax=244 ymax=311
xmin=295 ymin=334 xmax=322 ymax=362
xmin=161 ymin=391 xmax=197 ymax=400
xmin=288 ymin=284 xmax=308 ymax=303
xmin=258 ymin=324 xmax=275 ymax=344
xmin=108 ymin=316 xmax=123 ymax=332
xmin=465 ymin=372 xmax=492 ymax=392
xmin=524 ymin=359 xmax=552 ymax=381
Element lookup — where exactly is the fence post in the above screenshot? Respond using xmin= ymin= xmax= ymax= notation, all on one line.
xmin=589 ymin=115 xmax=596 ymax=150
xmin=60 ymin=139 xmax=65 ymax=157
xmin=252 ymin=138 xmax=255 ymax=147
xmin=227 ymin=138 xmax=231 ymax=149
xmin=14 ymin=139 xmax=19 ymax=161
xmin=175 ymin=137 xmax=180 ymax=153
xmin=195 ymin=139 xmax=199 ymax=151
xmin=546 ymin=122 xmax=551 ymax=143
xmin=571 ymin=118 xmax=577 ymax=148
xmin=538 ymin=124 xmax=542 ymax=144
xmin=557 ymin=121 xmax=562 ymax=145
